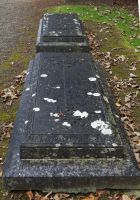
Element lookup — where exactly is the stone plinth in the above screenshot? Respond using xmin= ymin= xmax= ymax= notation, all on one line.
xmin=36 ymin=14 xmax=89 ymax=52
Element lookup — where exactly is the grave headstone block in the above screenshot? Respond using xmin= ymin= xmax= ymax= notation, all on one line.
xmin=36 ymin=13 xmax=89 ymax=52
xmin=3 ymin=53 xmax=140 ymax=191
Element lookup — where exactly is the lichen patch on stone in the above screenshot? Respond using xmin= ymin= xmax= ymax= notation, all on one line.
xmin=87 ymin=92 xmax=101 ymax=96
xmin=55 ymin=144 xmax=61 ymax=147
xmin=32 ymin=93 xmax=36 ymax=97
xmin=44 ymin=98 xmax=57 ymax=103
xmin=94 ymin=110 xmax=102 ymax=114
xmin=91 ymin=119 xmax=112 ymax=135
xmin=88 ymin=77 xmax=97 ymax=81
xmin=112 ymin=143 xmax=118 ymax=147
xmin=40 ymin=74 xmax=48 ymax=78
xmin=50 ymin=113 xmax=59 ymax=118
xmin=62 ymin=122 xmax=71 ymax=127
xmin=25 ymin=88 xmax=30 ymax=91
xmin=54 ymin=119 xmax=60 ymax=122
xmin=73 ymin=110 xmax=88 ymax=118
xmin=33 ymin=107 xmax=40 ymax=112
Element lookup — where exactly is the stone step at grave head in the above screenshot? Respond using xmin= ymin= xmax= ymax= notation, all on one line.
xmin=36 ymin=13 xmax=89 ymax=52
xmin=42 ymin=13 xmax=86 ymax=42
xmin=20 ymin=52 xmax=125 ymax=159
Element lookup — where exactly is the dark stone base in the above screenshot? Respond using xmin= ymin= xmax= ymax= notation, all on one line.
xmin=3 ymin=53 xmax=140 ymax=191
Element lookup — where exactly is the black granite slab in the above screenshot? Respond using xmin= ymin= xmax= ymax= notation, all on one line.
xmin=36 ymin=14 xmax=89 ymax=52
xmin=3 ymin=53 xmax=140 ymax=191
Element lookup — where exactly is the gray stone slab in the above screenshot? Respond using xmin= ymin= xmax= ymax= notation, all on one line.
xmin=36 ymin=14 xmax=89 ymax=52
xmin=3 ymin=53 xmax=140 ymax=191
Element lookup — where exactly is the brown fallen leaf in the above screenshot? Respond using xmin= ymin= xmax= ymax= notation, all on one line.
xmin=118 ymin=55 xmax=126 ymax=62
xmin=96 ymin=190 xmax=110 ymax=197
xmin=130 ymin=73 xmax=138 ymax=78
xmin=42 ymin=191 xmax=52 ymax=200
xmin=26 ymin=191 xmax=33 ymax=200
xmin=122 ymin=195 xmax=131 ymax=200
xmin=54 ymin=193 xmax=70 ymax=200
xmin=81 ymin=193 xmax=98 ymax=200
xmin=34 ymin=192 xmax=43 ymax=200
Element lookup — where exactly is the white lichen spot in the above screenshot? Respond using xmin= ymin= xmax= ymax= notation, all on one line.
xmin=87 ymin=92 xmax=93 ymax=96
xmin=91 ymin=119 xmax=112 ymax=135
xmin=112 ymin=143 xmax=118 ymax=147
xmin=25 ymin=88 xmax=30 ymax=91
xmin=115 ymin=114 xmax=119 ymax=118
xmin=44 ymin=98 xmax=57 ymax=103
xmin=33 ymin=107 xmax=40 ymax=112
xmin=50 ymin=113 xmax=59 ymax=118
xmin=24 ymin=120 xmax=29 ymax=124
xmin=94 ymin=110 xmax=102 ymax=114
xmin=40 ymin=74 xmax=48 ymax=78
xmin=93 ymin=93 xmax=101 ymax=96
xmin=54 ymin=119 xmax=60 ymax=122
xmin=55 ymin=144 xmax=61 ymax=147
xmin=32 ymin=93 xmax=36 ymax=97
xmin=87 ymin=92 xmax=101 ymax=96
xmin=55 ymin=86 xmax=60 ymax=89
xmin=73 ymin=110 xmax=88 ymax=118
xmin=88 ymin=77 xmax=97 ymax=82
xmin=62 ymin=122 xmax=71 ymax=127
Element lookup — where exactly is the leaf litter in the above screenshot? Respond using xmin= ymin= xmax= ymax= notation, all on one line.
xmin=23 ymin=191 xmax=139 ymax=200
xmin=0 ymin=70 xmax=27 ymax=106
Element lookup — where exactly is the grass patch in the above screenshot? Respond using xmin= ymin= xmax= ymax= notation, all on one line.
xmin=46 ymin=5 xmax=140 ymax=48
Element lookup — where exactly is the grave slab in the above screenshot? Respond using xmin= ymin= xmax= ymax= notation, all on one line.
xmin=3 ymin=53 xmax=140 ymax=191
xmin=36 ymin=14 xmax=89 ymax=52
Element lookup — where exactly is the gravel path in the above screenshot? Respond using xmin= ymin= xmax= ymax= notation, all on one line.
xmin=0 ymin=0 xmax=34 ymax=62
